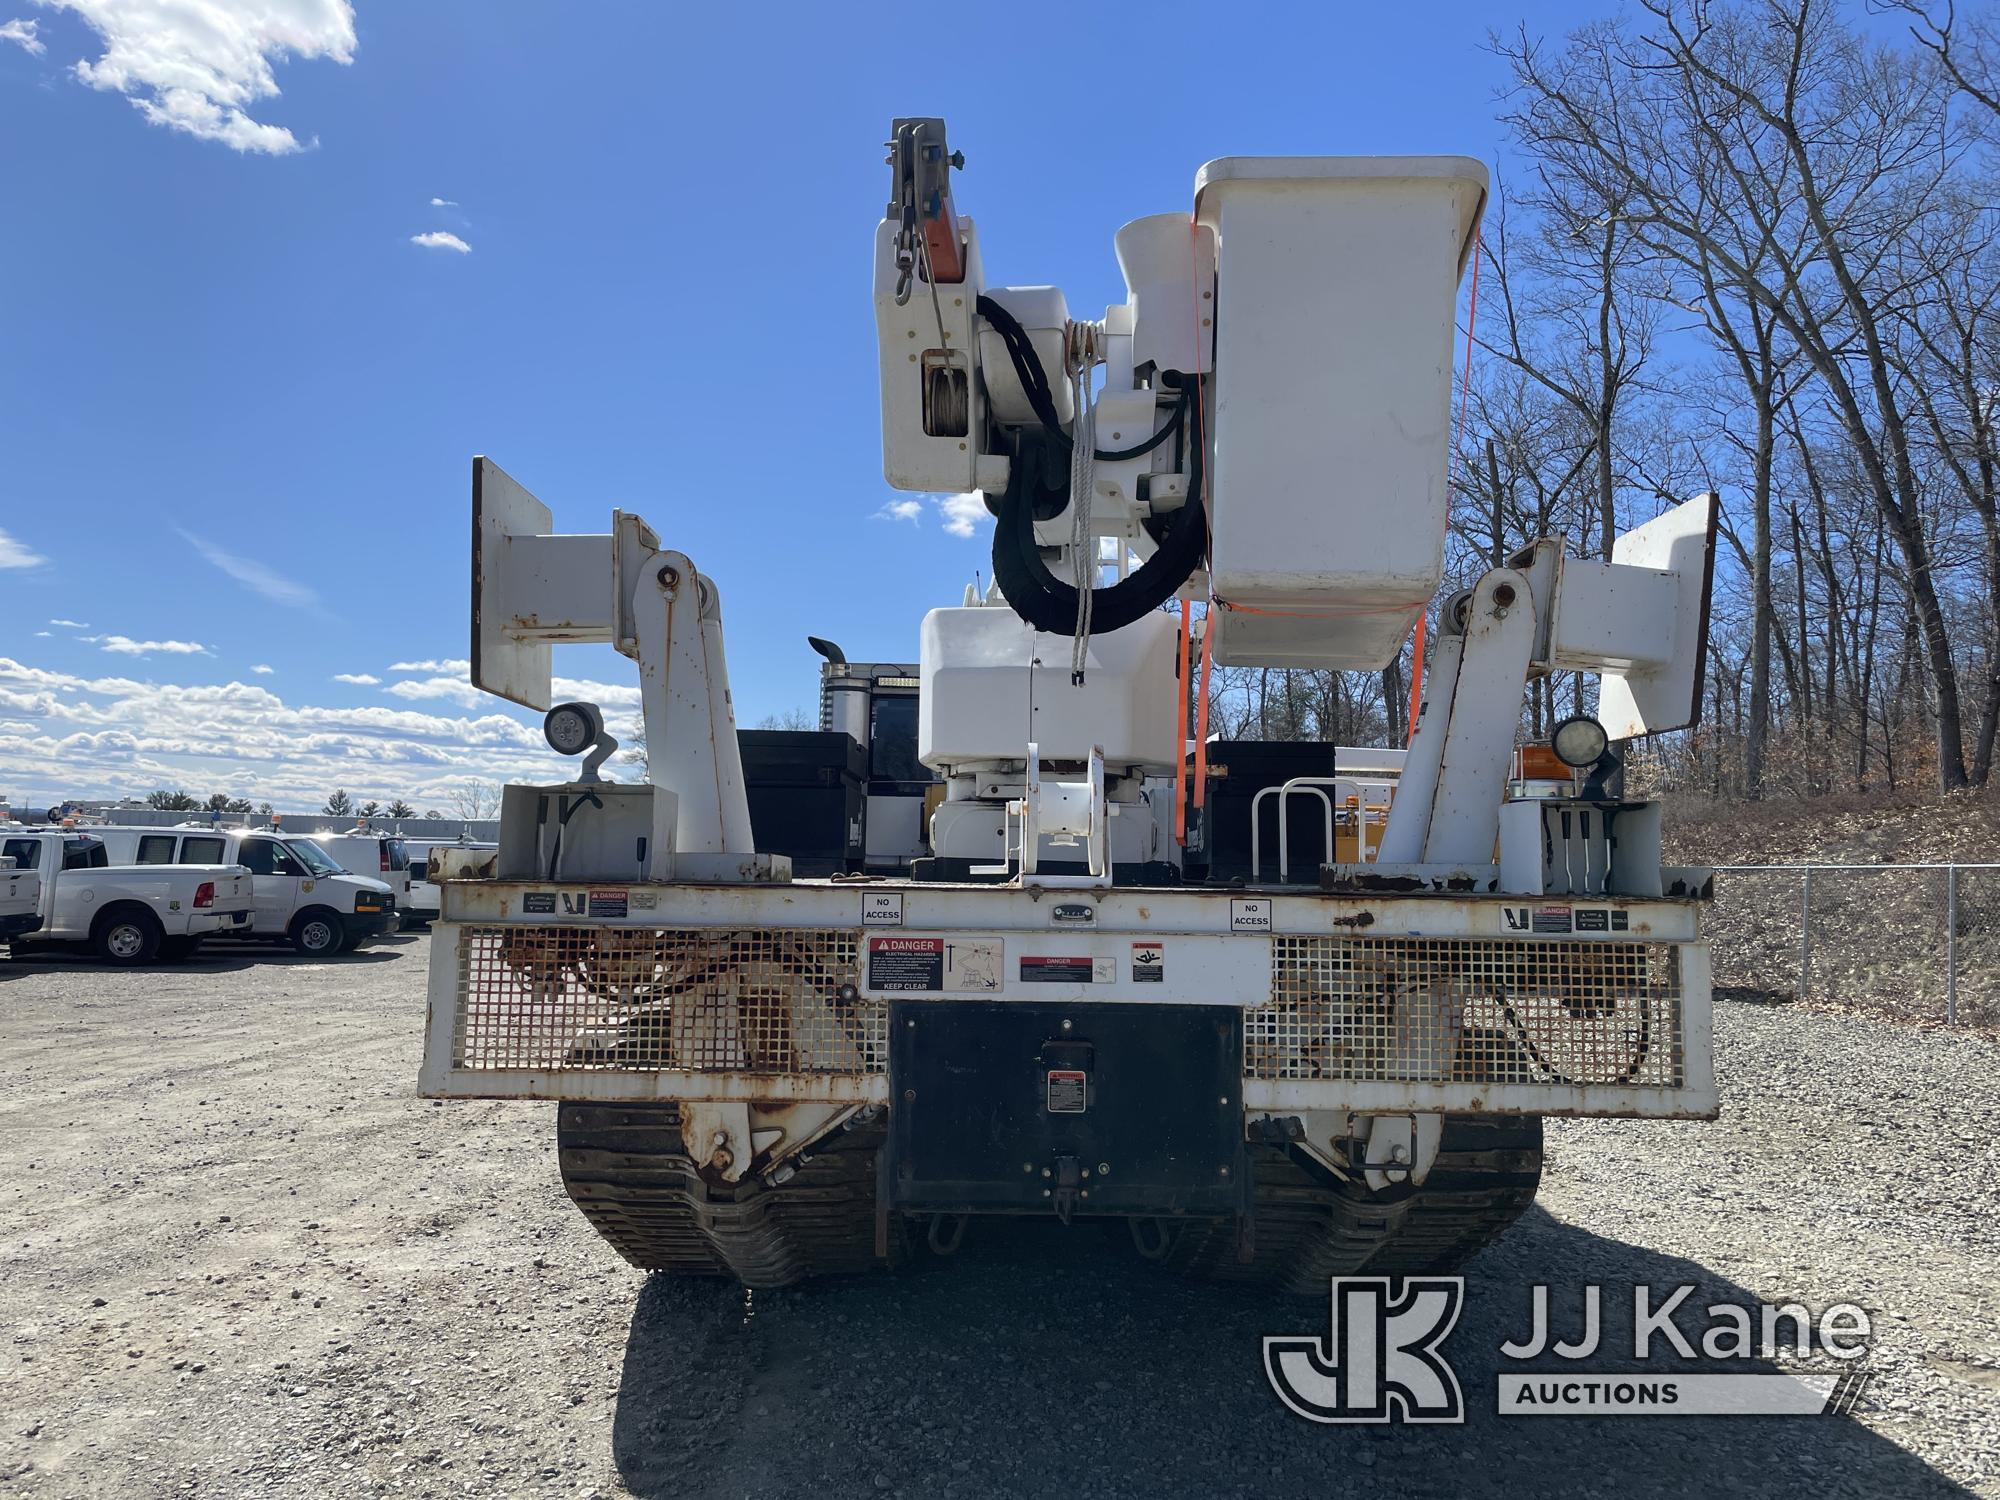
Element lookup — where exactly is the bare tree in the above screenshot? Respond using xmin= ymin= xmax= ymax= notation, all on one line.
xmin=1496 ymin=0 xmax=1980 ymax=788
xmin=448 ymin=782 xmax=501 ymax=821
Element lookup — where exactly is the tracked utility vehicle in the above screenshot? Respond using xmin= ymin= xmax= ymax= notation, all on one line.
xmin=419 ymin=121 xmax=1718 ymax=1290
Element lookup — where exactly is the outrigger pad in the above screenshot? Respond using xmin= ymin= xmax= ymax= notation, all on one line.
xmin=471 ymin=456 xmax=554 ymax=711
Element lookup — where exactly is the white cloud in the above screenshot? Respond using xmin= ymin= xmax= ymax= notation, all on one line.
xmin=0 ymin=653 xmax=594 ymax=808
xmin=251 ymin=663 xmax=274 ymax=674
xmin=0 ymin=526 xmax=47 ymax=568
xmin=382 ymin=674 xmax=486 ymax=709
xmin=388 ymin=658 xmax=470 ymax=674
xmin=332 ymin=672 xmax=380 ymax=685
xmin=936 ymin=493 xmax=990 ymax=538
xmin=385 ymin=672 xmax=642 ymax=716
xmin=96 ymin=636 xmax=208 ymax=656
xmin=873 ymin=497 xmax=923 ymax=524
xmin=49 ymin=618 xmax=88 ymax=629
xmin=429 ymin=196 xmax=456 ymax=207
xmin=177 ymin=529 xmax=319 ymax=608
xmin=411 ymin=231 xmax=471 ymax=253
xmin=33 ymin=630 xmax=51 ymax=637
xmin=0 ymin=17 xmax=44 ymax=54
xmin=45 ymin=0 xmax=357 ymax=155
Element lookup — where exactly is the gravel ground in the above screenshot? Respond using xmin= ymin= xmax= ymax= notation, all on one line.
xmin=1 ymin=936 xmax=1996 ymax=1499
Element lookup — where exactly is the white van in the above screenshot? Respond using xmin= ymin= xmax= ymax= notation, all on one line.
xmin=90 ymin=825 xmax=396 ymax=957
xmin=298 ymin=828 xmax=413 ymax=911
xmin=400 ymin=836 xmax=496 ymax=926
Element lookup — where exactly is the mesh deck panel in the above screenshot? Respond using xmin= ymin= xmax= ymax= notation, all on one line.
xmin=1248 ymin=937 xmax=1684 ymax=1088
xmin=451 ymin=925 xmax=885 ymax=1075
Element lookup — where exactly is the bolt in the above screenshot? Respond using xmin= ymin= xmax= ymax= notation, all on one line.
xmin=1041 ymin=1167 xmax=1051 ymax=1178
xmin=907 ymin=1019 xmax=916 ymax=1028
xmin=1219 ymin=1096 xmax=1228 ymax=1106
xmin=1096 ymin=1161 xmax=1110 ymax=1175
xmin=1219 ymin=1166 xmax=1231 ymax=1177
xmin=1080 ymin=1190 xmax=1089 ymax=1199
xmin=1042 ymin=1189 xmax=1051 ymax=1198
xmin=903 ymin=1088 xmax=916 ymax=1102
xmin=1080 ymin=1169 xmax=1090 ymax=1179
xmin=656 ymin=564 xmax=680 ymax=589
xmin=1061 ymin=1018 xmax=1072 ymax=1032
xmin=1022 ymin=1163 xmax=1033 ymax=1173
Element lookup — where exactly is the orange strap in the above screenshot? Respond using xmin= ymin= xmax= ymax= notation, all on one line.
xmin=1192 ymin=603 xmax=1215 ymax=809
xmin=1173 ymin=598 xmax=1193 ymax=846
xmin=1406 ymin=612 xmax=1426 ymax=747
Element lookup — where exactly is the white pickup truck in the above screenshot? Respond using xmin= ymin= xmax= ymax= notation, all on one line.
xmin=0 ymin=827 xmax=254 ymax=965
xmin=1 ymin=854 xmax=39 ymax=947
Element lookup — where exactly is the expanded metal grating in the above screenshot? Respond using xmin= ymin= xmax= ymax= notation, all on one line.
xmin=1250 ymin=937 xmax=1684 ymax=1089
xmin=451 ymin=925 xmax=886 ymax=1075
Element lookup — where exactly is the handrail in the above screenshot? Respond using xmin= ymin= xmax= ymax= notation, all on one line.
xmin=1250 ymin=776 xmax=1396 ymax=882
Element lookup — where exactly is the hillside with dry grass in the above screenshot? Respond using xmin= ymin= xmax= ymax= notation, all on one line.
xmin=1664 ymin=790 xmax=2000 ymax=1029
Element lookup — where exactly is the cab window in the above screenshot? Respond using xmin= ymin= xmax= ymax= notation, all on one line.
xmin=1 ymin=838 xmax=38 ymax=870
xmin=237 ymin=839 xmax=306 ymax=877
xmin=287 ymin=841 xmax=344 ymax=877
xmin=136 ymin=835 xmax=176 ymax=865
xmin=181 ymin=836 xmax=226 ymax=864
xmin=63 ymin=838 xmax=109 ymax=870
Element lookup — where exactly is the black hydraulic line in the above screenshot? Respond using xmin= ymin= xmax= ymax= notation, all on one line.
xmin=972 ymin=294 xmax=1187 ymax=462
xmin=989 ymin=416 xmax=1208 ymax=636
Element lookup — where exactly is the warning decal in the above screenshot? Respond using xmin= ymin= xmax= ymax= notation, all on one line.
xmin=1046 ymin=1069 xmax=1087 ymax=1113
xmin=1230 ymin=898 xmax=1272 ymax=933
xmin=1132 ymin=941 xmax=1164 ymax=983
xmin=870 ymin=936 xmax=943 ymax=990
xmin=588 ymin=889 xmax=628 ymax=919
xmin=1532 ymin=905 xmax=1573 ymax=935
xmin=866 ymin=936 xmax=1001 ymax=992
xmin=1020 ymin=956 xmax=1095 ymax=984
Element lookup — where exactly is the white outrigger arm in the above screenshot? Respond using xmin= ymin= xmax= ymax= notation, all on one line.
xmin=469 ymin=456 xmax=755 ymax=857
xmin=1378 ymin=491 xmax=1718 ymax=871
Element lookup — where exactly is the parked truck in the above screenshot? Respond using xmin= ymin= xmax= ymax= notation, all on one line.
xmin=88 ymin=825 xmax=398 ymax=956
xmin=0 ymin=827 xmax=253 ymax=964
xmin=0 ymin=853 xmax=40 ymax=947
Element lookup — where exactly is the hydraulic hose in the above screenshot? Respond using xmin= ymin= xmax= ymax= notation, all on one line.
xmin=973 ymin=293 xmax=1209 ymax=635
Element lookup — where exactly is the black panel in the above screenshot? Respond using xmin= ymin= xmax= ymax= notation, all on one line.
xmin=1201 ymin=738 xmax=1343 ymax=882
xmin=738 ymin=730 xmax=865 ymax=876
xmin=887 ymin=1002 xmax=1245 ymax=1216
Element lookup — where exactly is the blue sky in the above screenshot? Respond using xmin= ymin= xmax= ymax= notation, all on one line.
xmin=0 ymin=0 xmax=1596 ymax=810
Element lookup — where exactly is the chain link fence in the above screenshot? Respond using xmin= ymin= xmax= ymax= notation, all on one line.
xmin=1707 ymin=864 xmax=2000 ymax=1027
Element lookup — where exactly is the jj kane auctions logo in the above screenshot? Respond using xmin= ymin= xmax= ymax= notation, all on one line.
xmin=1266 ymin=1279 xmax=1874 ymax=1423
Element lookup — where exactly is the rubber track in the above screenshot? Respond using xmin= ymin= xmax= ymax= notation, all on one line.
xmin=556 ymin=1103 xmax=896 ymax=1287
xmin=1163 ymin=1114 xmax=1545 ymax=1294
xmin=559 ymin=1104 xmax=1539 ymax=1293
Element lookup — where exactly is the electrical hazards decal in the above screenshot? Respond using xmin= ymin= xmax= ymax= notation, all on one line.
xmin=866 ymin=936 xmax=1001 ymax=992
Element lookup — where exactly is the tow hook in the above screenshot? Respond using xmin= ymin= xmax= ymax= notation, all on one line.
xmin=1051 ymin=1154 xmax=1082 ymax=1224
